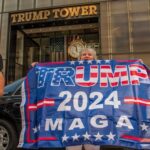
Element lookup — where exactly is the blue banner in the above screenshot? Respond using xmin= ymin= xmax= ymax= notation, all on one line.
xmin=18 ymin=59 xmax=150 ymax=149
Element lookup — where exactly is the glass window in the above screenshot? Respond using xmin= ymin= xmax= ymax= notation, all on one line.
xmin=36 ymin=0 xmax=51 ymax=8
xmin=15 ymin=31 xmax=24 ymax=79
xmin=19 ymin=0 xmax=34 ymax=10
xmin=111 ymin=0 xmax=129 ymax=53
xmin=9 ymin=22 xmax=99 ymax=82
xmin=132 ymin=19 xmax=150 ymax=52
xmin=130 ymin=0 xmax=150 ymax=52
xmin=3 ymin=0 xmax=17 ymax=12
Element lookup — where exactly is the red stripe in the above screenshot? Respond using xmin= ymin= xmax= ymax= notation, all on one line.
xmin=121 ymin=72 xmax=127 ymax=76
xmin=130 ymin=71 xmax=147 ymax=78
xmin=28 ymin=99 xmax=55 ymax=110
xmin=125 ymin=97 xmax=150 ymax=101
xmin=91 ymin=66 xmax=98 ymax=69
xmin=100 ymin=83 xmax=107 ymax=86
xmin=131 ymin=80 xmax=139 ymax=84
xmin=111 ymin=82 xmax=118 ymax=87
xmin=101 ymin=66 xmax=111 ymax=69
xmin=76 ymin=74 xmax=83 ymax=78
xmin=124 ymin=101 xmax=149 ymax=106
xmin=130 ymin=64 xmax=145 ymax=69
xmin=38 ymin=98 xmax=55 ymax=103
xmin=121 ymin=81 xmax=129 ymax=85
xmin=28 ymin=104 xmax=55 ymax=110
xmin=76 ymin=73 xmax=98 ymax=78
xmin=121 ymin=135 xmax=150 ymax=142
xmin=108 ymin=72 xmax=119 ymax=78
xmin=26 ymin=78 xmax=31 ymax=143
xmin=116 ymin=66 xmax=126 ymax=69
xmin=121 ymin=135 xmax=141 ymax=141
xmin=91 ymin=73 xmax=98 ymax=77
xmin=124 ymin=97 xmax=150 ymax=106
xmin=76 ymin=66 xmax=83 ymax=70
xmin=101 ymin=73 xmax=107 ymax=77
xmin=77 ymin=82 xmax=96 ymax=86
xmin=28 ymin=137 xmax=57 ymax=143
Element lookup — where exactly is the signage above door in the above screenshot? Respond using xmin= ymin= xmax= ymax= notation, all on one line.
xmin=11 ymin=4 xmax=99 ymax=24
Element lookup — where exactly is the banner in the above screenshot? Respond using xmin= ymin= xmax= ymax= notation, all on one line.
xmin=18 ymin=59 xmax=150 ymax=149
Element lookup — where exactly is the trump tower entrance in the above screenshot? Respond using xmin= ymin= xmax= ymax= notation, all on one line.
xmin=7 ymin=4 xmax=100 ymax=83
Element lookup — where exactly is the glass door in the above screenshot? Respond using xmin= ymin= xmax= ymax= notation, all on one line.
xmin=15 ymin=31 xmax=40 ymax=79
xmin=8 ymin=22 xmax=99 ymax=83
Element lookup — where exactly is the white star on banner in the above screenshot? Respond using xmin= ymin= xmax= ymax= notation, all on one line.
xmin=32 ymin=127 xmax=38 ymax=133
xmin=94 ymin=132 xmax=103 ymax=141
xmin=106 ymin=132 xmax=115 ymax=141
xmin=96 ymin=60 xmax=101 ymax=64
xmin=79 ymin=60 xmax=84 ymax=64
xmin=105 ymin=60 xmax=110 ymax=63
xmin=72 ymin=133 xmax=80 ymax=141
xmin=70 ymin=61 xmax=75 ymax=65
xmin=88 ymin=60 xmax=93 ymax=64
xmin=83 ymin=132 xmax=91 ymax=140
xmin=62 ymin=134 xmax=69 ymax=142
xmin=140 ymin=123 xmax=149 ymax=131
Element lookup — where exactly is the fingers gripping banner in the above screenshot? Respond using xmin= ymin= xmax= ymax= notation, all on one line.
xmin=18 ymin=59 xmax=150 ymax=149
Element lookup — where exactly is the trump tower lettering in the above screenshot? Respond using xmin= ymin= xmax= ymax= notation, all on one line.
xmin=19 ymin=59 xmax=150 ymax=149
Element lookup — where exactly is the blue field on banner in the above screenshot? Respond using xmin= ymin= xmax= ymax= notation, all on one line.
xmin=18 ymin=59 xmax=150 ymax=149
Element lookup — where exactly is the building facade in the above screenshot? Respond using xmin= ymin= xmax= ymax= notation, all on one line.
xmin=0 ymin=0 xmax=150 ymax=83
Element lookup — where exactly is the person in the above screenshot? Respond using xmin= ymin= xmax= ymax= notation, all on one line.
xmin=30 ymin=48 xmax=100 ymax=150
xmin=0 ymin=54 xmax=4 ymax=96
xmin=66 ymin=48 xmax=100 ymax=150
xmin=78 ymin=47 xmax=97 ymax=61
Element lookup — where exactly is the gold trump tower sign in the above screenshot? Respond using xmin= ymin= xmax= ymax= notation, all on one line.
xmin=11 ymin=5 xmax=98 ymax=24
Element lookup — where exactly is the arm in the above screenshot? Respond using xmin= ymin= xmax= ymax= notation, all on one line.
xmin=0 ymin=72 xmax=4 ymax=96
